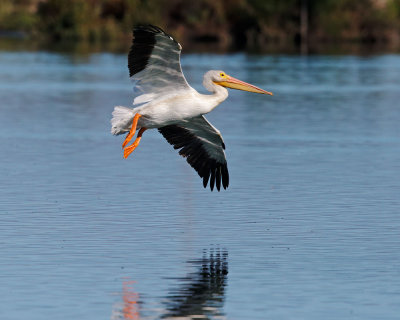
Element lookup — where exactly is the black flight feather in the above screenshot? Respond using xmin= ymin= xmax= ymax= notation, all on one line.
xmin=128 ymin=25 xmax=178 ymax=77
xmin=158 ymin=125 xmax=229 ymax=191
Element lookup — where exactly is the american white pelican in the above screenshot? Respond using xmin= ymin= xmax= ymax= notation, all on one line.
xmin=111 ymin=25 xmax=272 ymax=191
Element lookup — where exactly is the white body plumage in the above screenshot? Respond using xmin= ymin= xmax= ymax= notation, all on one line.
xmin=112 ymin=72 xmax=229 ymax=133
xmin=110 ymin=25 xmax=271 ymax=191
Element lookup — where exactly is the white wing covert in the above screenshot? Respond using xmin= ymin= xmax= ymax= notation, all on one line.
xmin=158 ymin=116 xmax=229 ymax=191
xmin=128 ymin=25 xmax=191 ymax=105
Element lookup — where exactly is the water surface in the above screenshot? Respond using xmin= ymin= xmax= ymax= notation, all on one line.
xmin=0 ymin=51 xmax=400 ymax=319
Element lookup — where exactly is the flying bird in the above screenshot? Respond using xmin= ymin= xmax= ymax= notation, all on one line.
xmin=111 ymin=25 xmax=272 ymax=191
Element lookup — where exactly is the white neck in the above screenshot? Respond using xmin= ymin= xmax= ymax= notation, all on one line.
xmin=199 ymin=80 xmax=229 ymax=114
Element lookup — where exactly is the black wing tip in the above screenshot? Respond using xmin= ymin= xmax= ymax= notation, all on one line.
xmin=159 ymin=125 xmax=229 ymax=192
xmin=134 ymin=24 xmax=165 ymax=34
xmin=202 ymin=164 xmax=229 ymax=192
xmin=133 ymin=24 xmax=178 ymax=44
xmin=129 ymin=24 xmax=179 ymax=77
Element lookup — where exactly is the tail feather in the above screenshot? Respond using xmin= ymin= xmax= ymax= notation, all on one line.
xmin=111 ymin=106 xmax=135 ymax=135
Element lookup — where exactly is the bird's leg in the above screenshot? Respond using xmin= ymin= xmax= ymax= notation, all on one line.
xmin=123 ymin=127 xmax=147 ymax=159
xmin=122 ymin=113 xmax=142 ymax=149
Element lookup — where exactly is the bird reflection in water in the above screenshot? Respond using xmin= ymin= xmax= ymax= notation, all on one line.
xmin=112 ymin=248 xmax=228 ymax=320
xmin=162 ymin=248 xmax=228 ymax=319
xmin=111 ymin=279 xmax=140 ymax=320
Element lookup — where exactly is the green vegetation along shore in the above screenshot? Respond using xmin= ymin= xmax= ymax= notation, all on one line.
xmin=1 ymin=0 xmax=400 ymax=52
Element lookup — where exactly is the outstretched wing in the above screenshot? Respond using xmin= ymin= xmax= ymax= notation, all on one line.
xmin=129 ymin=25 xmax=192 ymax=105
xmin=158 ymin=116 xmax=229 ymax=191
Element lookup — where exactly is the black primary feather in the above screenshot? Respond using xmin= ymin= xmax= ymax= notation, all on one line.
xmin=128 ymin=25 xmax=178 ymax=77
xmin=158 ymin=125 xmax=229 ymax=191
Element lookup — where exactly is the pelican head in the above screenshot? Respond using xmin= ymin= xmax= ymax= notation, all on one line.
xmin=204 ymin=70 xmax=273 ymax=95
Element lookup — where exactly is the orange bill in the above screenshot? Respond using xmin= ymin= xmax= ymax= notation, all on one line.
xmin=215 ymin=75 xmax=273 ymax=95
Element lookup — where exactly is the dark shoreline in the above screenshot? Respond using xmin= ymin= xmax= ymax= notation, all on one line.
xmin=1 ymin=0 xmax=400 ymax=54
xmin=1 ymin=36 xmax=399 ymax=56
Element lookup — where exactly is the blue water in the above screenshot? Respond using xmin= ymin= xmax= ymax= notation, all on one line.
xmin=1 ymin=50 xmax=400 ymax=320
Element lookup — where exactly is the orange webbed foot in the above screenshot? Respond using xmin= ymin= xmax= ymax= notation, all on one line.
xmin=122 ymin=132 xmax=134 ymax=149
xmin=122 ymin=113 xmax=142 ymax=148
xmin=123 ymin=127 xmax=147 ymax=159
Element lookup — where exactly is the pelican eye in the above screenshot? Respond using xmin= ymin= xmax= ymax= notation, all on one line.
xmin=220 ymin=72 xmax=225 ymax=77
